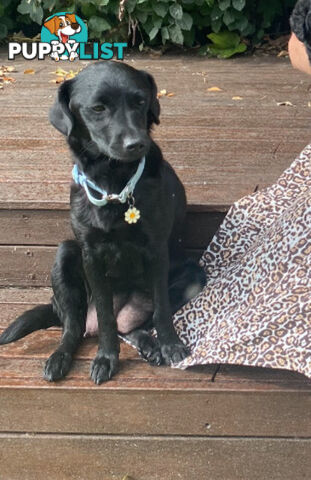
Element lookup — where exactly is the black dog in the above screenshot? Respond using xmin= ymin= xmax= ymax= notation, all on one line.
xmin=0 ymin=61 xmax=205 ymax=384
xmin=290 ymin=0 xmax=311 ymax=61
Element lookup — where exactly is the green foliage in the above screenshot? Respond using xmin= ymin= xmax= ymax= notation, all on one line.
xmin=206 ymin=31 xmax=247 ymax=58
xmin=0 ymin=0 xmax=297 ymax=59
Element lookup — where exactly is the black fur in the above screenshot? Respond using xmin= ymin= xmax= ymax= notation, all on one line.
xmin=290 ymin=0 xmax=311 ymax=61
xmin=0 ymin=304 xmax=60 ymax=344
xmin=0 ymin=61 xmax=205 ymax=384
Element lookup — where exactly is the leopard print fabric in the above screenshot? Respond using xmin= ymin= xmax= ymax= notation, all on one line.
xmin=172 ymin=144 xmax=311 ymax=378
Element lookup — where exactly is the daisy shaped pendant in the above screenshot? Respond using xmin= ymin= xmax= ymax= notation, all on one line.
xmin=124 ymin=206 xmax=141 ymax=224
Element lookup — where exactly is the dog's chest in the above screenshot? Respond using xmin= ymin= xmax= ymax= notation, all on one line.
xmin=90 ymin=207 xmax=152 ymax=282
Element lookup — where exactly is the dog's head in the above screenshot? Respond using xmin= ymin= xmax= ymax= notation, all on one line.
xmin=49 ymin=61 xmax=160 ymax=162
xmin=44 ymin=13 xmax=81 ymax=43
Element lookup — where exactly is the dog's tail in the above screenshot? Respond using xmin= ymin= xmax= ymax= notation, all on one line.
xmin=0 ymin=304 xmax=61 ymax=345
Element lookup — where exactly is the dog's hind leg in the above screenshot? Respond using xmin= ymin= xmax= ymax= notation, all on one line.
xmin=44 ymin=240 xmax=87 ymax=381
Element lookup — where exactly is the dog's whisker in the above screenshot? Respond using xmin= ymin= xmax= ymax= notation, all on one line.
xmin=78 ymin=140 xmax=98 ymax=157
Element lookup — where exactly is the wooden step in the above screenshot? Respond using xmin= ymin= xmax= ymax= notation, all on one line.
xmin=0 ymin=435 xmax=310 ymax=480
xmin=0 ymin=288 xmax=310 ymax=436
xmin=0 ymin=287 xmax=310 ymax=479
xmin=0 ymin=209 xmax=225 ymax=287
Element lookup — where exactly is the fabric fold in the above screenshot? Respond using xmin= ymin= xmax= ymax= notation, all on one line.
xmin=172 ymin=144 xmax=311 ymax=378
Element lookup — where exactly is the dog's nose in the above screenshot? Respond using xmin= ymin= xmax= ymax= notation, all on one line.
xmin=71 ymin=22 xmax=80 ymax=30
xmin=124 ymin=137 xmax=145 ymax=153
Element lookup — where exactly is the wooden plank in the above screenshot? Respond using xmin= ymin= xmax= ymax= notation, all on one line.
xmin=1 ymin=76 xmax=310 ymax=103
xmin=215 ymin=364 xmax=311 ymax=389
xmin=0 ymin=340 xmax=309 ymax=392
xmin=0 ymin=210 xmax=225 ymax=249
xmin=0 ymin=182 xmax=70 ymax=210
xmin=0 ymin=59 xmax=301 ymax=76
xmin=2 ymin=116 xmax=311 ymax=140
xmin=0 ymin=385 xmax=310 ymax=437
xmin=2 ymin=74 xmax=309 ymax=94
xmin=0 ymin=151 xmax=295 ymax=183
xmin=0 ymin=286 xmax=310 ymax=438
xmin=185 ymin=183 xmax=255 ymax=211
xmin=0 ymin=137 xmax=301 ymax=154
xmin=2 ymin=96 xmax=311 ymax=115
xmin=0 ymin=435 xmax=310 ymax=480
xmin=0 ymin=147 xmax=297 ymax=211
xmin=0 ymin=182 xmax=255 ymax=211
xmin=0 ymin=307 xmax=310 ymax=438
xmin=0 ymin=289 xmax=310 ymax=387
xmin=0 ymin=246 xmax=203 ymax=287
xmin=0 ymin=328 xmax=139 ymax=360
xmin=3 ymin=109 xmax=311 ymax=128
xmin=0 ymin=64 xmax=307 ymax=84
xmin=0 ymin=210 xmax=72 ymax=245
xmin=1 ymin=138 xmax=299 ymax=170
xmin=0 ymin=287 xmax=51 ymax=304
xmin=0 ymin=245 xmax=55 ymax=287
xmin=2 ymin=76 xmax=309 ymax=92
xmin=0 ymin=331 xmax=309 ymax=439
xmin=0 ymin=355 xmax=219 ymax=390
xmin=0 ymin=54 xmax=309 ymax=213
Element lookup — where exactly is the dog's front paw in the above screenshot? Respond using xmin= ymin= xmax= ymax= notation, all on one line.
xmin=138 ymin=335 xmax=162 ymax=366
xmin=90 ymin=353 xmax=119 ymax=384
xmin=161 ymin=342 xmax=190 ymax=365
xmin=44 ymin=351 xmax=72 ymax=381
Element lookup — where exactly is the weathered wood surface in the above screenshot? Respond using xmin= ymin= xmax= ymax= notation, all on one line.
xmin=0 ymin=245 xmax=203 ymax=286
xmin=0 ymin=210 xmax=225 ymax=248
xmin=1 ymin=52 xmax=311 ymax=212
xmin=0 ymin=330 xmax=310 ymax=438
xmin=0 ymin=288 xmax=310 ymax=441
xmin=0 ymin=245 xmax=55 ymax=286
xmin=0 ymin=336 xmax=310 ymax=438
xmin=1 ymin=382 xmax=311 ymax=437
xmin=0 ymin=435 xmax=310 ymax=480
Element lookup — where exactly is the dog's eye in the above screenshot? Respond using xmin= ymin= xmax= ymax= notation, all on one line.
xmin=59 ymin=22 xmax=64 ymax=27
xmin=138 ymin=99 xmax=146 ymax=106
xmin=92 ymin=105 xmax=106 ymax=112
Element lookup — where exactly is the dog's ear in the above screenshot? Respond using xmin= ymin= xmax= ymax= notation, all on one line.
xmin=142 ymin=71 xmax=160 ymax=126
xmin=66 ymin=13 xmax=77 ymax=24
xmin=49 ymin=80 xmax=74 ymax=136
xmin=43 ymin=16 xmax=58 ymax=35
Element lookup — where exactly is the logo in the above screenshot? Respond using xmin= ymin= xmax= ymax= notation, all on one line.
xmin=41 ymin=12 xmax=87 ymax=62
xmin=8 ymin=12 xmax=127 ymax=62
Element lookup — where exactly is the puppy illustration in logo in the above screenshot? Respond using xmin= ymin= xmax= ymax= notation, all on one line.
xmin=43 ymin=13 xmax=82 ymax=61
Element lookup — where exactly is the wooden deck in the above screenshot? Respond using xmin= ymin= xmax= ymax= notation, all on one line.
xmin=0 ymin=50 xmax=311 ymax=479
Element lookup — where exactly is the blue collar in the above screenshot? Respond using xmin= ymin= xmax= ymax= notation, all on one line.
xmin=72 ymin=156 xmax=145 ymax=207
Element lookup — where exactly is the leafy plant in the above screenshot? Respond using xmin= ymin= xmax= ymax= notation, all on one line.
xmin=126 ymin=0 xmax=295 ymax=53
xmin=206 ymin=31 xmax=247 ymax=58
xmin=0 ymin=0 xmax=297 ymax=58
